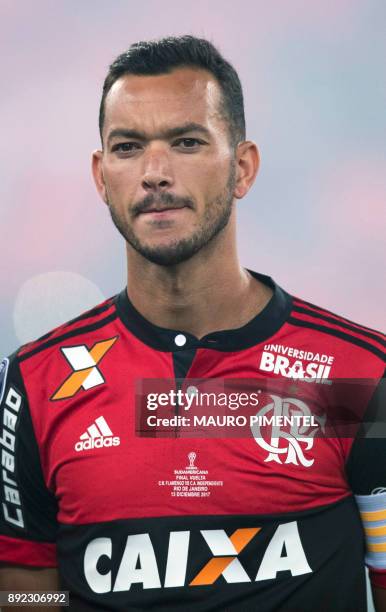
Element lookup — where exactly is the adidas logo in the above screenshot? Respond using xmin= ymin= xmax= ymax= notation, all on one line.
xmin=75 ymin=416 xmax=120 ymax=452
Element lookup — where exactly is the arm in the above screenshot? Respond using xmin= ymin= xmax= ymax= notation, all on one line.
xmin=0 ymin=354 xmax=59 ymax=606
xmin=373 ymin=586 xmax=386 ymax=612
xmin=346 ymin=373 xmax=386 ymax=612
xmin=0 ymin=565 xmax=60 ymax=612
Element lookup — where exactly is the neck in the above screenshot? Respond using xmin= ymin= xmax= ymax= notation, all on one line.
xmin=125 ymin=221 xmax=272 ymax=339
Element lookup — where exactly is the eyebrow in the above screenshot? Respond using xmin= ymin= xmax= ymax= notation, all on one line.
xmin=106 ymin=122 xmax=211 ymax=146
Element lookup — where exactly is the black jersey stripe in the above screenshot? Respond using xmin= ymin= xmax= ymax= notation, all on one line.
xmin=19 ymin=299 xmax=116 ymax=353
xmin=288 ymin=316 xmax=386 ymax=361
xmin=292 ymin=306 xmax=385 ymax=348
xmin=62 ymin=298 xmax=115 ymax=326
xmin=293 ymin=297 xmax=384 ymax=339
xmin=173 ymin=349 xmax=197 ymax=380
xmin=18 ymin=312 xmax=118 ymax=362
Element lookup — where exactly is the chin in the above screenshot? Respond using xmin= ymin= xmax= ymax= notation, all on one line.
xmin=135 ymin=241 xmax=197 ymax=267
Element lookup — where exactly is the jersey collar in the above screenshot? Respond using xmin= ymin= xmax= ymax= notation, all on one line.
xmin=115 ymin=270 xmax=292 ymax=352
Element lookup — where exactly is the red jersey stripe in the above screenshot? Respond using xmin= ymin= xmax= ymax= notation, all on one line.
xmin=0 ymin=534 xmax=57 ymax=567
xmin=369 ymin=568 xmax=386 ymax=589
xmin=19 ymin=299 xmax=116 ymax=357
xmin=288 ymin=315 xmax=385 ymax=361
xmin=292 ymin=298 xmax=385 ymax=344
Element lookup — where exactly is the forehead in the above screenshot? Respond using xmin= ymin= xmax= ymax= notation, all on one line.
xmin=103 ymin=67 xmax=224 ymax=136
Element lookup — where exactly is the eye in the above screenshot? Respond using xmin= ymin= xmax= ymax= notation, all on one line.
xmin=111 ymin=142 xmax=141 ymax=154
xmin=174 ymin=138 xmax=204 ymax=150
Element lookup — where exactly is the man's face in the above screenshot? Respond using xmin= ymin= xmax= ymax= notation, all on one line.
xmin=95 ymin=67 xmax=237 ymax=266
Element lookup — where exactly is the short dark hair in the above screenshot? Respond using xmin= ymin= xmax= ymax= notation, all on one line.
xmin=99 ymin=35 xmax=246 ymax=147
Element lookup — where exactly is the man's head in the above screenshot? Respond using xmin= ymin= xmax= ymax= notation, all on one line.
xmin=92 ymin=35 xmax=259 ymax=267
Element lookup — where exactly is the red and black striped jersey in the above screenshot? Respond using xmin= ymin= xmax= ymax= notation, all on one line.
xmin=0 ymin=270 xmax=385 ymax=611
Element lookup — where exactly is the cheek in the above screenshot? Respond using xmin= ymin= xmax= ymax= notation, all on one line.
xmin=179 ymin=157 xmax=230 ymax=198
xmin=103 ymin=161 xmax=139 ymax=196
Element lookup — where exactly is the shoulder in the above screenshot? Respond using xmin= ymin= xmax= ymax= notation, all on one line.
xmin=4 ymin=294 xmax=118 ymax=371
xmin=287 ymin=293 xmax=385 ymax=361
xmin=1 ymin=294 xmax=121 ymax=407
xmin=261 ymin=285 xmax=386 ymax=382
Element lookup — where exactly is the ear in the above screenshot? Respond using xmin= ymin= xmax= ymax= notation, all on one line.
xmin=91 ymin=149 xmax=108 ymax=204
xmin=233 ymin=141 xmax=260 ymax=199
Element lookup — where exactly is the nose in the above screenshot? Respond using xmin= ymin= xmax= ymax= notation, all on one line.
xmin=141 ymin=146 xmax=174 ymax=193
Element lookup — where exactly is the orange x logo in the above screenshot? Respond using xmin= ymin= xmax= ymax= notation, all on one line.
xmin=50 ymin=336 xmax=118 ymax=401
xmin=190 ymin=527 xmax=260 ymax=586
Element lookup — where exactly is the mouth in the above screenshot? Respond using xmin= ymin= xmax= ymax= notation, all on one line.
xmin=141 ymin=205 xmax=188 ymax=214
xmin=139 ymin=205 xmax=189 ymax=218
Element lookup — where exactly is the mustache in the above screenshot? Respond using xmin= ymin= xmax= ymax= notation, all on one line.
xmin=132 ymin=192 xmax=195 ymax=216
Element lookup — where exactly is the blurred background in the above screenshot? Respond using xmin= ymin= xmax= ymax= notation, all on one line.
xmin=0 ymin=2 xmax=384 ymax=608
xmin=1 ymin=0 xmax=385 ymax=355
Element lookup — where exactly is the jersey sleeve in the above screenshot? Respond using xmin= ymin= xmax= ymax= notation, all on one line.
xmin=0 ymin=351 xmax=58 ymax=567
xmin=346 ymin=372 xmax=386 ymax=589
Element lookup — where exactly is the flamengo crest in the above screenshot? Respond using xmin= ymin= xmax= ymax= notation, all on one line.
xmin=251 ymin=394 xmax=324 ymax=468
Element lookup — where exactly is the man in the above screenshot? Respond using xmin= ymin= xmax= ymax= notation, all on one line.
xmin=0 ymin=35 xmax=385 ymax=611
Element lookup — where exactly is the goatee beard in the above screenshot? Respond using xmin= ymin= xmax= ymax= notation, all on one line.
xmin=107 ymin=163 xmax=236 ymax=266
